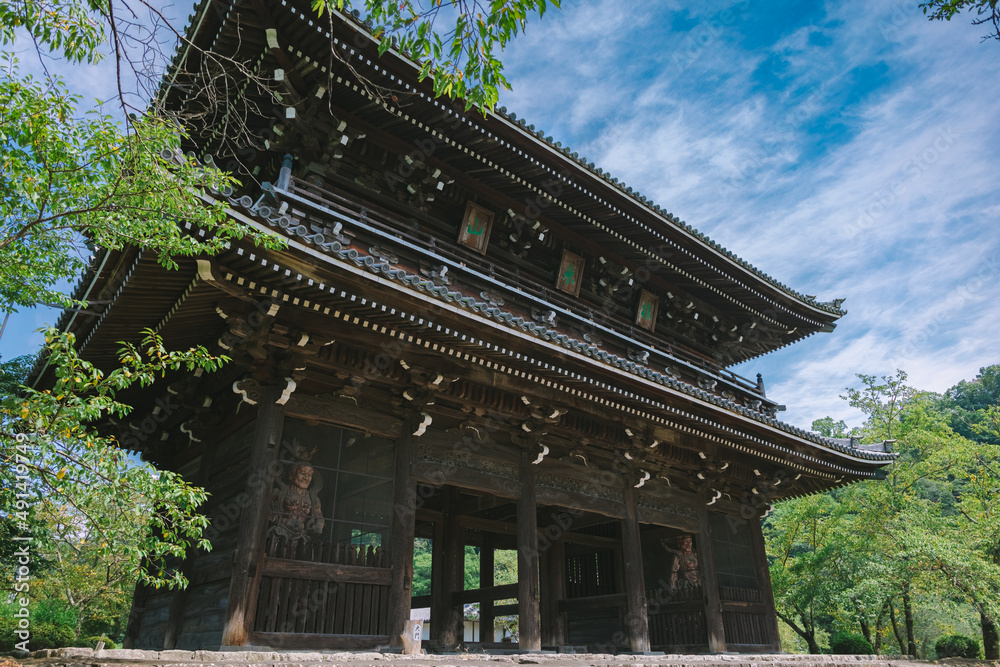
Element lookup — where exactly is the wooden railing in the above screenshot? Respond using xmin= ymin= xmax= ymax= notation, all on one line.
xmin=252 ymin=537 xmax=391 ymax=648
xmin=719 ymin=586 xmax=763 ymax=604
xmin=722 ymin=610 xmax=771 ymax=647
xmin=649 ymin=609 xmax=708 ymax=650
xmin=264 ymin=535 xmax=385 ymax=567
xmin=647 ymin=584 xmax=708 ymax=651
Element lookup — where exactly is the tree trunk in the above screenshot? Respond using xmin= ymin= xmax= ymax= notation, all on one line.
xmin=903 ymin=583 xmax=917 ymax=657
xmin=777 ymin=610 xmax=819 ymax=654
xmin=889 ymin=600 xmax=906 ymax=656
xmin=983 ymin=612 xmax=1000 ymax=660
xmin=874 ymin=598 xmax=890 ymax=654
xmin=859 ymin=616 xmax=872 ymax=647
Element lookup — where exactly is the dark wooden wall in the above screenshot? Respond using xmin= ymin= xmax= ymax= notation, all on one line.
xmin=131 ymin=417 xmax=256 ymax=650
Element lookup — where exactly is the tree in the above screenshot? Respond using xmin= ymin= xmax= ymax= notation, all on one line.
xmin=841 ymin=370 xmax=914 ymax=440
xmin=944 ymin=365 xmax=1000 ymax=445
xmin=317 ymin=1 xmax=561 ymax=111
xmin=22 ymin=499 xmax=140 ymax=641
xmin=1 ymin=328 xmax=225 ymax=591
xmin=920 ymin=0 xmax=1000 ymax=42
xmin=766 ymin=494 xmax=843 ymax=653
xmin=773 ymin=369 xmax=1000 ymax=657
xmin=811 ymin=416 xmax=849 ymax=438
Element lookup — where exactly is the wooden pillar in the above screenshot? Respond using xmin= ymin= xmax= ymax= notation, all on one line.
xmin=480 ymin=534 xmax=495 ymax=644
xmin=433 ymin=487 xmax=464 ymax=647
xmin=220 ymin=386 xmax=286 ymax=647
xmin=517 ymin=451 xmax=541 ymax=651
xmin=388 ymin=432 xmax=418 ymax=647
xmin=750 ymin=516 xmax=782 ymax=652
xmin=430 ymin=518 xmax=444 ymax=641
xmin=697 ymin=505 xmax=727 ymax=653
xmin=621 ymin=481 xmax=650 ymax=653
xmin=540 ymin=538 xmax=566 ymax=647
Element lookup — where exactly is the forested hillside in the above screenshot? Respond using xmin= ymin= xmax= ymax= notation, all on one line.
xmin=767 ymin=367 xmax=1000 ymax=658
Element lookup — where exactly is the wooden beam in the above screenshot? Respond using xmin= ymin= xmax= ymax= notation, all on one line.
xmin=517 ymin=451 xmax=541 ymax=651
xmin=697 ymin=506 xmax=727 ymax=653
xmin=492 ymin=603 xmax=519 ymax=616
xmin=451 ymin=582 xmax=517 ymax=605
xmin=458 ymin=513 xmax=621 ymax=548
xmin=283 ymin=393 xmax=401 ymax=438
xmin=637 ymin=504 xmax=699 ymax=534
xmin=412 ymin=461 xmax=520 ymax=499
xmin=260 ymin=557 xmax=392 ymax=585
xmin=411 ymin=460 xmax=628 ymax=519
xmin=251 ymin=632 xmax=388 ymax=650
xmin=221 ymin=386 xmax=286 ymax=647
xmin=387 ymin=431 xmax=417 ymax=647
xmin=621 ymin=481 xmax=650 ymax=652
xmin=558 ymin=593 xmax=627 ymax=613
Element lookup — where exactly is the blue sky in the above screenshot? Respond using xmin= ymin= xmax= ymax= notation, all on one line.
xmin=2 ymin=0 xmax=998 ymax=432
xmin=497 ymin=0 xmax=1000 ymax=428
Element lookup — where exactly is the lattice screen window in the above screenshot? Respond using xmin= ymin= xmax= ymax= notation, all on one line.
xmin=275 ymin=418 xmax=395 ymax=549
xmin=708 ymin=513 xmax=759 ymax=591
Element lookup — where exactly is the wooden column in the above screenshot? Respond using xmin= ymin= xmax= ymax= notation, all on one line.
xmin=430 ymin=518 xmax=444 ymax=642
xmin=621 ymin=481 xmax=650 ymax=653
xmin=480 ymin=534 xmax=495 ymax=644
xmin=220 ymin=385 xmax=286 ymax=647
xmin=433 ymin=487 xmax=464 ymax=647
xmin=387 ymin=431 xmax=418 ymax=647
xmin=750 ymin=516 xmax=782 ymax=652
xmin=540 ymin=538 xmax=566 ymax=647
xmin=517 ymin=451 xmax=541 ymax=651
xmin=696 ymin=505 xmax=727 ymax=653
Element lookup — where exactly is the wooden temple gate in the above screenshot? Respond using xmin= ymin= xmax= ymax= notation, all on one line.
xmin=37 ymin=0 xmax=897 ymax=654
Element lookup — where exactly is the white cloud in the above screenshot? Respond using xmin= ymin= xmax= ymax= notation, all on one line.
xmin=503 ymin=0 xmax=1000 ymax=431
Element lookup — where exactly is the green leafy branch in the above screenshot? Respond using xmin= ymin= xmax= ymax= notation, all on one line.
xmin=1 ymin=327 xmax=228 ymax=589
xmin=314 ymin=0 xmax=560 ymax=111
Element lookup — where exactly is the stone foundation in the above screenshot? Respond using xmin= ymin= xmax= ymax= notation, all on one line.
xmin=8 ymin=648 xmax=967 ymax=667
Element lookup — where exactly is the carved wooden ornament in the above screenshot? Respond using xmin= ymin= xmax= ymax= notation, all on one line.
xmin=458 ymin=201 xmax=494 ymax=255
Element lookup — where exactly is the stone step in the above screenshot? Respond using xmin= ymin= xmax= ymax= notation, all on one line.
xmin=10 ymin=647 xmax=948 ymax=667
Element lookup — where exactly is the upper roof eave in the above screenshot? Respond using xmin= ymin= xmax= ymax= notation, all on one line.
xmin=318 ymin=12 xmax=846 ymax=321
xmin=480 ymin=107 xmax=847 ymax=323
xmin=166 ymin=1 xmax=846 ymax=325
